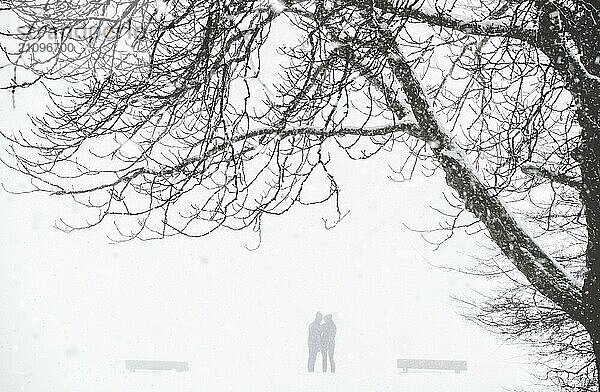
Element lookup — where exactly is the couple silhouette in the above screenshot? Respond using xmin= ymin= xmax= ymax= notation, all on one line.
xmin=307 ymin=312 xmax=336 ymax=373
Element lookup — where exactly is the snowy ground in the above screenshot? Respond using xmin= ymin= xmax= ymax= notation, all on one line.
xmin=106 ymin=366 xmax=517 ymax=392
xmin=7 ymin=355 xmax=528 ymax=392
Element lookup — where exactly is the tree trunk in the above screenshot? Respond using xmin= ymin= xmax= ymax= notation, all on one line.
xmin=578 ymin=91 xmax=600 ymax=389
xmin=594 ymin=337 xmax=600 ymax=390
xmin=545 ymin=3 xmax=600 ymax=386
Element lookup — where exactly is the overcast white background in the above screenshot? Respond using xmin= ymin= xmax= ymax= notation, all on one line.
xmin=0 ymin=130 xmax=534 ymax=391
xmin=0 ymin=11 xmax=537 ymax=392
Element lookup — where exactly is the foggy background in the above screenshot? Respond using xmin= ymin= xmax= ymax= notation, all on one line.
xmin=0 ymin=13 xmax=536 ymax=392
xmin=1 ymin=121 xmax=534 ymax=391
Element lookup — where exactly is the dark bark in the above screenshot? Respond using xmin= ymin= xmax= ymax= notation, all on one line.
xmin=578 ymin=91 xmax=600 ymax=389
xmin=536 ymin=2 xmax=600 ymax=385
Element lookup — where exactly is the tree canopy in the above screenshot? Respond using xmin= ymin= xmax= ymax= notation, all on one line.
xmin=2 ymin=1 xmax=600 ymax=389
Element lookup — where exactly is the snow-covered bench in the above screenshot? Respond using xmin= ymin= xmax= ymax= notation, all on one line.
xmin=397 ymin=359 xmax=467 ymax=373
xmin=125 ymin=360 xmax=189 ymax=372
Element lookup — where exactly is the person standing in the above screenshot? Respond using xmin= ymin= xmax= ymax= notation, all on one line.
xmin=321 ymin=314 xmax=336 ymax=373
xmin=307 ymin=312 xmax=323 ymax=372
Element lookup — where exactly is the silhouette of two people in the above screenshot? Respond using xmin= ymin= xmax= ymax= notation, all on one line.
xmin=307 ymin=312 xmax=336 ymax=373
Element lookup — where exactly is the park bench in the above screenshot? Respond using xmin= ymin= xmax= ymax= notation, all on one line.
xmin=397 ymin=359 xmax=467 ymax=373
xmin=125 ymin=360 xmax=189 ymax=372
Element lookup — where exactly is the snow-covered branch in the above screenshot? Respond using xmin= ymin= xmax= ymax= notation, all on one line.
xmin=338 ymin=32 xmax=586 ymax=322
xmin=45 ymin=123 xmax=416 ymax=196
xmin=521 ymin=162 xmax=583 ymax=190
xmin=346 ymin=0 xmax=537 ymax=44
xmin=389 ymin=54 xmax=585 ymax=322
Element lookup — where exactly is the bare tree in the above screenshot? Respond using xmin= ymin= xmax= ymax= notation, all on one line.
xmin=1 ymin=0 xmax=599 ymax=389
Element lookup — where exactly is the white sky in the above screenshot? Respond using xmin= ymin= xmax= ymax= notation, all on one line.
xmin=0 ymin=8 xmax=539 ymax=392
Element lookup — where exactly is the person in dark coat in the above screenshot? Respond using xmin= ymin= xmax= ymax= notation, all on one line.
xmin=321 ymin=314 xmax=336 ymax=373
xmin=307 ymin=312 xmax=323 ymax=372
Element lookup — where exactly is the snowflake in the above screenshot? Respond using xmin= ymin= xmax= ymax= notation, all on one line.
xmin=154 ymin=0 xmax=168 ymax=17
xmin=388 ymin=53 xmax=401 ymax=61
xmin=269 ymin=0 xmax=286 ymax=15
xmin=427 ymin=139 xmax=441 ymax=149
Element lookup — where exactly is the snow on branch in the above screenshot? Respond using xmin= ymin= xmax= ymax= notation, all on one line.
xmin=338 ymin=25 xmax=585 ymax=322
xmin=46 ymin=123 xmax=417 ymax=196
xmin=346 ymin=0 xmax=537 ymax=44
xmin=521 ymin=162 xmax=583 ymax=190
